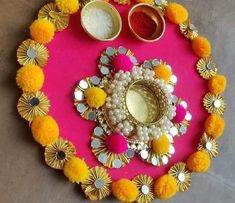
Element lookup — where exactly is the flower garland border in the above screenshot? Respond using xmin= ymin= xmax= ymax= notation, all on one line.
xmin=16 ymin=0 xmax=227 ymax=202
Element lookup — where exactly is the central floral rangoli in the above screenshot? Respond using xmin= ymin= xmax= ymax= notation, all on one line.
xmin=74 ymin=46 xmax=191 ymax=168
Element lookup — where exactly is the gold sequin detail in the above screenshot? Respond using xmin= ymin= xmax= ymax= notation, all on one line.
xmin=17 ymin=91 xmax=50 ymax=122
xmin=17 ymin=39 xmax=48 ymax=67
xmin=168 ymin=162 xmax=192 ymax=192
xmin=45 ymin=138 xmax=76 ymax=169
xmin=198 ymin=133 xmax=218 ymax=159
xmin=203 ymin=93 xmax=226 ymax=115
xmin=81 ymin=166 xmax=112 ymax=200
xmin=38 ymin=3 xmax=69 ymax=31
xmin=180 ymin=19 xmax=199 ymax=40
xmin=196 ymin=57 xmax=218 ymax=79
xmin=153 ymin=0 xmax=168 ymax=15
xmin=132 ymin=174 xmax=154 ymax=203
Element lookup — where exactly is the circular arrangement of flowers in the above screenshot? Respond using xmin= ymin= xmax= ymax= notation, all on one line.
xmin=16 ymin=0 xmax=226 ymax=202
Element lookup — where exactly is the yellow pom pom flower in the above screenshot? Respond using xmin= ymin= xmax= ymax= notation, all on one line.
xmin=154 ymin=175 xmax=177 ymax=200
xmin=192 ymin=36 xmax=211 ymax=58
xmin=63 ymin=157 xmax=89 ymax=184
xmin=187 ymin=151 xmax=211 ymax=172
xmin=153 ymin=65 xmax=172 ymax=83
xmin=166 ymin=3 xmax=189 ymax=24
xmin=152 ymin=135 xmax=170 ymax=155
xmin=16 ymin=64 xmax=44 ymax=92
xmin=31 ymin=115 xmax=59 ymax=146
xmin=30 ymin=19 xmax=55 ymax=44
xmin=55 ymin=0 xmax=79 ymax=14
xmin=208 ymin=74 xmax=227 ymax=94
xmin=112 ymin=179 xmax=139 ymax=203
xmin=204 ymin=114 xmax=225 ymax=138
xmin=85 ymin=87 xmax=107 ymax=109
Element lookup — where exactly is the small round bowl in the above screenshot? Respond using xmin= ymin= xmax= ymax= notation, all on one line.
xmin=81 ymin=0 xmax=122 ymax=41
xmin=128 ymin=3 xmax=165 ymax=42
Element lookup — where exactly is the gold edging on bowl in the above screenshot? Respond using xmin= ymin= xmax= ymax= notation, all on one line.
xmin=81 ymin=0 xmax=122 ymax=41
xmin=128 ymin=3 xmax=166 ymax=42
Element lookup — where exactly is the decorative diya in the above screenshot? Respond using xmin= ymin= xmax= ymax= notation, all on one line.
xmin=15 ymin=0 xmax=227 ymax=202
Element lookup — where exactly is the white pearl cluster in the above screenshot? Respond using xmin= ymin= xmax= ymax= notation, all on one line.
xmin=116 ymin=120 xmax=134 ymax=136
xmin=132 ymin=67 xmax=155 ymax=81
xmin=105 ymin=71 xmax=134 ymax=136
xmin=108 ymin=108 xmax=126 ymax=125
xmin=104 ymin=68 xmax=177 ymax=139
xmin=167 ymin=104 xmax=176 ymax=120
xmin=136 ymin=116 xmax=174 ymax=142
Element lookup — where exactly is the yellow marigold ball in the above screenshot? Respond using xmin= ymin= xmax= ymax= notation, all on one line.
xmin=16 ymin=64 xmax=44 ymax=92
xmin=192 ymin=36 xmax=211 ymax=58
xmin=204 ymin=114 xmax=225 ymax=138
xmin=187 ymin=151 xmax=211 ymax=172
xmin=55 ymin=0 xmax=79 ymax=14
xmin=31 ymin=116 xmax=59 ymax=146
xmin=84 ymin=87 xmax=107 ymax=109
xmin=154 ymin=175 xmax=177 ymax=200
xmin=112 ymin=179 xmax=138 ymax=203
xmin=63 ymin=157 xmax=89 ymax=184
xmin=30 ymin=19 xmax=55 ymax=44
xmin=166 ymin=3 xmax=189 ymax=24
xmin=153 ymin=65 xmax=172 ymax=83
xmin=135 ymin=0 xmax=154 ymax=4
xmin=152 ymin=135 xmax=170 ymax=155
xmin=208 ymin=75 xmax=227 ymax=94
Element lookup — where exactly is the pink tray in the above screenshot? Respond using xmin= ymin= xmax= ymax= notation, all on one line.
xmin=43 ymin=4 xmax=207 ymax=180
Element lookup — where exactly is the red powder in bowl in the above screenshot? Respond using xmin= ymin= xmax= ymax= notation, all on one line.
xmin=130 ymin=11 xmax=157 ymax=39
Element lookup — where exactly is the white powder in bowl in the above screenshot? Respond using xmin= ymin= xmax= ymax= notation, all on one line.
xmin=82 ymin=7 xmax=114 ymax=39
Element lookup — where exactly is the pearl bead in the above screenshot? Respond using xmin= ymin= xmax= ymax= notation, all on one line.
xmin=115 ymin=73 xmax=120 ymax=79
xmin=106 ymin=103 xmax=111 ymax=108
xmin=140 ymin=137 xmax=144 ymax=141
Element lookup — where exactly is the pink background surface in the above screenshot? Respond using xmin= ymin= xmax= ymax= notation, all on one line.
xmin=43 ymin=4 xmax=207 ymax=180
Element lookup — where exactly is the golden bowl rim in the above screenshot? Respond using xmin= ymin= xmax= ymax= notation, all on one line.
xmin=124 ymin=79 xmax=169 ymax=126
xmin=80 ymin=0 xmax=122 ymax=42
xmin=128 ymin=3 xmax=166 ymax=43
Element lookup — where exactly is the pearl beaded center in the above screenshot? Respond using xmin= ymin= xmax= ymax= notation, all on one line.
xmin=103 ymin=68 xmax=176 ymax=142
